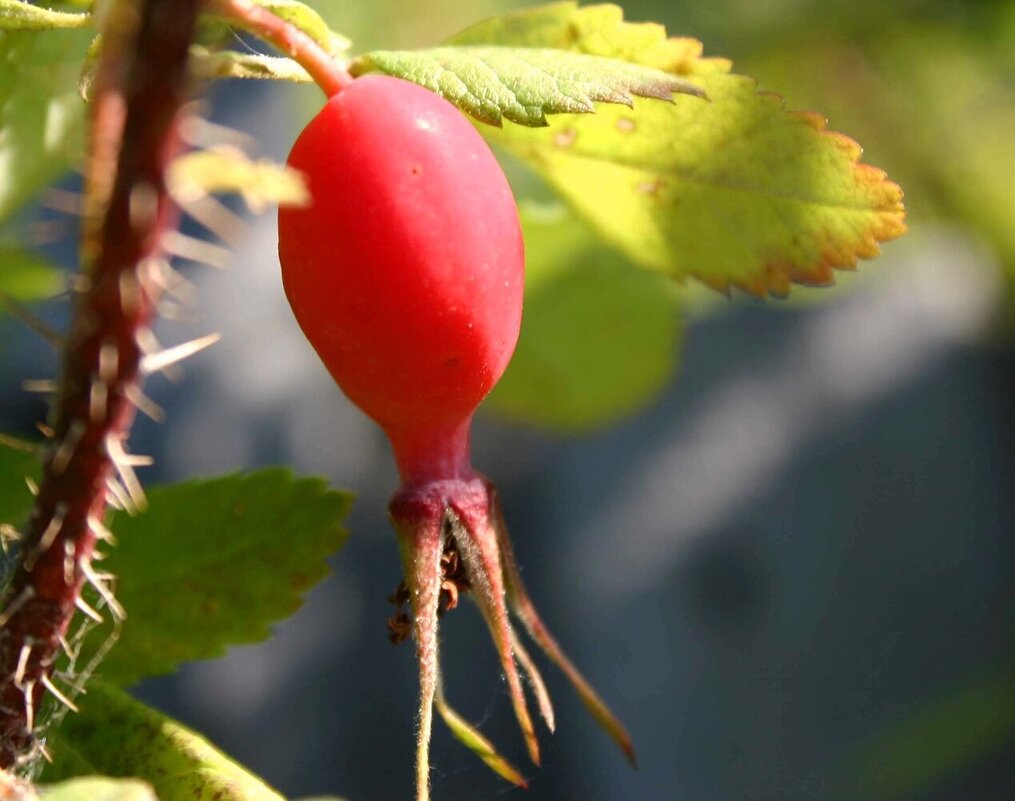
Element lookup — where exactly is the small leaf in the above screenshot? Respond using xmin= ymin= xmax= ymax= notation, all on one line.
xmin=434 ymin=689 xmax=528 ymax=788
xmin=349 ymin=45 xmax=703 ymax=127
xmin=0 ymin=245 xmax=63 ymax=304
xmin=40 ymin=777 xmax=157 ymax=801
xmin=456 ymin=2 xmax=906 ymax=296
xmin=78 ymin=470 xmax=351 ymax=686
xmin=0 ymin=0 xmax=90 ymax=31
xmin=246 ymin=0 xmax=350 ymax=55
xmin=485 ymin=203 xmax=682 ymax=430
xmin=166 ymin=147 xmax=309 ymax=211
xmin=0 ymin=26 xmax=91 ymax=222
xmin=45 ymin=682 xmax=283 ymax=801
xmin=189 ymin=45 xmax=311 ymax=83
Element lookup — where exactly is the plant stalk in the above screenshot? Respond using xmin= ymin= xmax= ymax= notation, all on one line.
xmin=0 ymin=0 xmax=202 ymax=771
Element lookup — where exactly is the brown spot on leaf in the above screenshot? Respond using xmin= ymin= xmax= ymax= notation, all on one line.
xmin=636 ymin=178 xmax=665 ymax=196
xmin=552 ymin=128 xmax=577 ymax=148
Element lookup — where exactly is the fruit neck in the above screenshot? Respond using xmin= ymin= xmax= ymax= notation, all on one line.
xmin=388 ymin=417 xmax=475 ymax=487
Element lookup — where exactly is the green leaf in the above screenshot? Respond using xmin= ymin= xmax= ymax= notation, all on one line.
xmin=349 ymin=45 xmax=702 ymax=128
xmin=456 ymin=2 xmax=906 ymax=296
xmin=0 ymin=1 xmax=90 ymax=31
xmin=45 ymin=682 xmax=283 ymax=801
xmin=40 ymin=777 xmax=157 ymax=801
xmin=0 ymin=245 xmax=63 ymax=304
xmin=485 ymin=203 xmax=682 ymax=430
xmin=0 ymin=435 xmax=37 ymax=531
xmin=78 ymin=470 xmax=351 ymax=686
xmin=0 ymin=25 xmax=91 ymax=222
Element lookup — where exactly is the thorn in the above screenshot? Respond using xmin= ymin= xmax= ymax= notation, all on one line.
xmin=21 ymin=379 xmax=56 ymax=394
xmin=0 ymin=293 xmax=62 ymax=349
xmin=140 ymin=332 xmax=221 ymax=375
xmin=162 ymin=230 xmax=232 ymax=269
xmin=74 ymin=594 xmax=104 ymax=624
xmin=58 ymin=634 xmax=78 ymax=662
xmin=124 ymin=384 xmax=165 ymax=422
xmin=41 ymin=674 xmax=80 ymax=713
xmin=105 ymin=437 xmax=148 ymax=511
xmin=68 ymin=274 xmax=92 ymax=294
xmin=22 ymin=679 xmax=36 ymax=732
xmin=119 ymin=269 xmax=142 ymax=316
xmin=24 ymin=477 xmax=38 ymax=496
xmin=129 ymin=182 xmax=160 ymax=233
xmin=40 ymin=188 xmax=84 ymax=216
xmin=88 ymin=513 xmax=116 ymax=544
xmin=27 ymin=218 xmax=72 ymax=246
xmin=138 ymin=329 xmax=185 ymax=382
xmin=51 ymin=420 xmax=86 ymax=476
xmin=0 ymin=434 xmax=37 ymax=452
xmin=142 ymin=256 xmax=197 ymax=304
xmin=89 ymin=378 xmax=109 ymax=423
xmin=178 ymin=193 xmax=248 ymax=247
xmin=24 ymin=503 xmax=67 ymax=570
xmin=0 ymin=587 xmax=35 ymax=627
xmin=178 ymin=114 xmax=255 ymax=148
xmin=105 ymin=475 xmax=136 ymax=516
xmin=14 ymin=644 xmax=31 ymax=688
xmin=36 ymin=423 xmax=55 ymax=439
xmin=0 ymin=524 xmax=22 ymax=553
xmin=81 ymin=559 xmax=125 ymax=621
xmin=104 ymin=489 xmax=124 ymax=512
xmin=64 ymin=540 xmax=76 ymax=585
xmin=156 ymin=296 xmax=194 ymax=321
xmin=98 ymin=341 xmax=119 ymax=385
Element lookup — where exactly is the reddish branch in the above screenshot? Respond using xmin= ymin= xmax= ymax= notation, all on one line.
xmin=0 ymin=0 xmax=202 ymax=769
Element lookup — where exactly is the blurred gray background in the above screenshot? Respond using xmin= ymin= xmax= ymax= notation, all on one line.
xmin=2 ymin=1 xmax=1015 ymax=799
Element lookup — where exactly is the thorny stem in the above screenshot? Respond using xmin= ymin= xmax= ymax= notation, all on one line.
xmin=206 ymin=0 xmax=352 ymax=98
xmin=0 ymin=0 xmax=202 ymax=770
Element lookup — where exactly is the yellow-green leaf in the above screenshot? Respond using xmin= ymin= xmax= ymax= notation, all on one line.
xmin=0 ymin=0 xmax=90 ymax=31
xmin=167 ymin=147 xmax=309 ymax=211
xmin=45 ymin=683 xmax=283 ymax=801
xmin=189 ymin=46 xmax=311 ymax=83
xmin=0 ymin=245 xmax=63 ymax=304
xmin=40 ymin=777 xmax=157 ymax=801
xmin=0 ymin=26 xmax=91 ymax=221
xmin=456 ymin=2 xmax=906 ymax=296
xmin=485 ymin=203 xmax=682 ymax=430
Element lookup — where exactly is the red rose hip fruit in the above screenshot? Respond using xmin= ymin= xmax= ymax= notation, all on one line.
xmin=278 ymin=74 xmax=524 ymax=485
xmin=278 ymin=75 xmax=631 ymax=801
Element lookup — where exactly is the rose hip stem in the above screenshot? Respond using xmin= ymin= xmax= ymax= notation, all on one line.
xmin=206 ymin=0 xmax=352 ymax=97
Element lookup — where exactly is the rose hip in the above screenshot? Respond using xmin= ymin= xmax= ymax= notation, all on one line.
xmin=279 ymin=74 xmax=631 ymax=801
